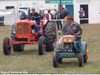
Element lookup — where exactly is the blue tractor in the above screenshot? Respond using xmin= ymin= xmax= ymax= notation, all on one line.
xmin=52 ymin=20 xmax=88 ymax=67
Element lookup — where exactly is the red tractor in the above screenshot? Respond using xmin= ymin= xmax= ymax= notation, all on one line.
xmin=3 ymin=17 xmax=56 ymax=55
xmin=2 ymin=19 xmax=47 ymax=55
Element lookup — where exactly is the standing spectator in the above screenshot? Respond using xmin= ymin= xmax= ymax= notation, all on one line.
xmin=79 ymin=7 xmax=85 ymax=18
xmin=31 ymin=8 xmax=36 ymax=16
xmin=51 ymin=9 xmax=57 ymax=19
xmin=47 ymin=10 xmax=53 ymax=21
xmin=56 ymin=4 xmax=68 ymax=19
xmin=55 ymin=5 xmax=68 ymax=29
xmin=39 ymin=10 xmax=44 ymax=18
xmin=43 ymin=9 xmax=52 ymax=21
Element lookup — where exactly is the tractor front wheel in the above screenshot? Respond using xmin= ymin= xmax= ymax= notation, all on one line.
xmin=84 ymin=49 xmax=88 ymax=63
xmin=78 ymin=54 xmax=84 ymax=67
xmin=58 ymin=57 xmax=62 ymax=64
xmin=3 ymin=38 xmax=11 ymax=55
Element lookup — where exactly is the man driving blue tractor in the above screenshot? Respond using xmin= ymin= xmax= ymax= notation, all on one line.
xmin=62 ymin=16 xmax=82 ymax=53
xmin=53 ymin=16 xmax=88 ymax=67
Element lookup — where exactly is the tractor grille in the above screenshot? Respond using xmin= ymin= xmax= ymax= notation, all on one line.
xmin=16 ymin=22 xmax=32 ymax=34
xmin=63 ymin=44 xmax=74 ymax=52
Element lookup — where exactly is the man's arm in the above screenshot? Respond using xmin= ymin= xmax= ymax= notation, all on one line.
xmin=74 ymin=24 xmax=82 ymax=39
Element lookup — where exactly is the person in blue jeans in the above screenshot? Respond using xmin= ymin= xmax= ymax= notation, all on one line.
xmin=62 ymin=16 xmax=82 ymax=53
xmin=31 ymin=12 xmax=41 ymax=33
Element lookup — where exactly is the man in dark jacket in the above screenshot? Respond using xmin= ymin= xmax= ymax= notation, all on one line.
xmin=62 ymin=16 xmax=82 ymax=52
xmin=55 ymin=5 xmax=68 ymax=29
xmin=56 ymin=4 xmax=68 ymax=19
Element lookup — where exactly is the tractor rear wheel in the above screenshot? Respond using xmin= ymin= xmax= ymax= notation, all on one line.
xmin=53 ymin=56 xmax=59 ymax=68
xmin=38 ymin=36 xmax=46 ymax=55
xmin=3 ymin=38 xmax=11 ymax=55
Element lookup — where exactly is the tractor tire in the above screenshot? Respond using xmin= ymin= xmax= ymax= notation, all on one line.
xmin=84 ymin=55 xmax=88 ymax=63
xmin=53 ymin=56 xmax=59 ymax=68
xmin=84 ymin=49 xmax=88 ymax=63
xmin=38 ymin=36 xmax=46 ymax=55
xmin=3 ymin=37 xmax=11 ymax=55
xmin=13 ymin=45 xmax=24 ymax=52
xmin=58 ymin=58 xmax=62 ymax=64
xmin=78 ymin=54 xmax=84 ymax=67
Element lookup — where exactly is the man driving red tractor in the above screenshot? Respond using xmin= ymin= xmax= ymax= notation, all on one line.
xmin=3 ymin=10 xmax=50 ymax=55
xmin=62 ymin=16 xmax=82 ymax=52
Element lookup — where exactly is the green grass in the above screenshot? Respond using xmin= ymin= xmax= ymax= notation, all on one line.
xmin=0 ymin=24 xmax=100 ymax=74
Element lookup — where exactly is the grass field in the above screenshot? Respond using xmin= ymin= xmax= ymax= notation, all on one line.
xmin=0 ymin=24 xmax=100 ymax=74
